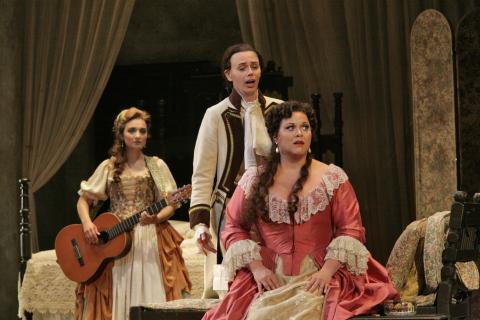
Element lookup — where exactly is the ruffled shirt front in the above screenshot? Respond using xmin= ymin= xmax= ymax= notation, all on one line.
xmin=242 ymin=97 xmax=272 ymax=168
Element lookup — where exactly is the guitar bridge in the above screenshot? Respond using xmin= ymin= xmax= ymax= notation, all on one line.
xmin=71 ymin=239 xmax=85 ymax=266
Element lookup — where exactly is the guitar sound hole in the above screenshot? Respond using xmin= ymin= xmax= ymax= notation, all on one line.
xmin=98 ymin=231 xmax=110 ymax=244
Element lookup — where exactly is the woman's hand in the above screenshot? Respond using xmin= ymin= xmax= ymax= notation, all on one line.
xmin=304 ymin=259 xmax=342 ymax=294
xmin=139 ymin=211 xmax=158 ymax=225
xmin=197 ymin=232 xmax=217 ymax=255
xmin=82 ymin=221 xmax=100 ymax=245
xmin=194 ymin=224 xmax=216 ymax=255
xmin=249 ymin=260 xmax=280 ymax=293
xmin=78 ymin=196 xmax=99 ymax=244
xmin=304 ymin=269 xmax=332 ymax=294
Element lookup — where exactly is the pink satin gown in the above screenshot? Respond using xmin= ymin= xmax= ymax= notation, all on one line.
xmin=203 ymin=165 xmax=398 ymax=320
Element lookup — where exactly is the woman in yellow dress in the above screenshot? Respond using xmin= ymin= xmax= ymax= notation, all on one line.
xmin=75 ymin=107 xmax=191 ymax=320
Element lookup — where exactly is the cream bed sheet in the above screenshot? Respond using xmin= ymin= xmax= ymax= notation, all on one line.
xmin=18 ymin=220 xmax=204 ymax=319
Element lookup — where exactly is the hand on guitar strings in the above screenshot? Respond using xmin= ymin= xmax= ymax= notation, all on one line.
xmin=83 ymin=221 xmax=100 ymax=244
xmin=139 ymin=211 xmax=158 ymax=225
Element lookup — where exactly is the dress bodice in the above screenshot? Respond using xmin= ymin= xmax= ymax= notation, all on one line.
xmin=256 ymin=199 xmax=334 ymax=275
xmin=257 ymin=207 xmax=333 ymax=254
xmin=223 ymin=163 xmax=367 ymax=276
xmin=249 ymin=164 xmax=343 ymax=260
xmin=108 ymin=174 xmax=156 ymax=220
xmin=237 ymin=164 xmax=361 ymax=275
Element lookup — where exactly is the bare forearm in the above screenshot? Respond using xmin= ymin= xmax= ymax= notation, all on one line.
xmin=322 ymin=258 xmax=342 ymax=277
xmin=156 ymin=205 xmax=175 ymax=223
xmin=248 ymin=259 xmax=264 ymax=271
xmin=77 ymin=196 xmax=93 ymax=225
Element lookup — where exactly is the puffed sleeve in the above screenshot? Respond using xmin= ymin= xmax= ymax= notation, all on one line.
xmin=324 ymin=167 xmax=369 ymax=275
xmin=151 ymin=157 xmax=182 ymax=209
xmin=77 ymin=159 xmax=111 ymax=202
xmin=154 ymin=157 xmax=177 ymax=194
xmin=221 ymin=167 xmax=262 ymax=280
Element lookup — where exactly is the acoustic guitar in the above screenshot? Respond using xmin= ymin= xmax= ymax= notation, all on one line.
xmin=55 ymin=184 xmax=191 ymax=284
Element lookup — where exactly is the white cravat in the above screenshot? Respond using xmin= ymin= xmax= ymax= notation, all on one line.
xmin=242 ymin=96 xmax=272 ymax=168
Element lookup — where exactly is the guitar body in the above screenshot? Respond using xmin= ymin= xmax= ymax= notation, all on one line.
xmin=55 ymin=184 xmax=191 ymax=284
xmin=55 ymin=212 xmax=132 ymax=284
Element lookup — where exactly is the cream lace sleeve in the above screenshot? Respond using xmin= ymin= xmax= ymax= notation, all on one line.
xmin=77 ymin=159 xmax=111 ymax=201
xmin=325 ymin=235 xmax=369 ymax=275
xmin=223 ymin=239 xmax=262 ymax=280
xmin=238 ymin=166 xmax=260 ymax=198
xmin=153 ymin=157 xmax=177 ymax=193
xmin=149 ymin=156 xmax=182 ymax=210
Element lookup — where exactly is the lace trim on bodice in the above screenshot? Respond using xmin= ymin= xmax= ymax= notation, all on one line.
xmin=238 ymin=166 xmax=260 ymax=197
xmin=238 ymin=165 xmax=348 ymax=224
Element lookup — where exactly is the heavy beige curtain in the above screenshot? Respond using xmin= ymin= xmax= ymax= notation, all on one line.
xmin=22 ymin=0 xmax=135 ymax=251
xmin=236 ymin=0 xmax=479 ymax=262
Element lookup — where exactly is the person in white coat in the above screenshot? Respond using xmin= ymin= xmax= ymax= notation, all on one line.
xmin=189 ymin=43 xmax=282 ymax=298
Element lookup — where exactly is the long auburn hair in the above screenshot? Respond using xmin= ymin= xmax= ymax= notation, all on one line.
xmin=109 ymin=107 xmax=151 ymax=183
xmin=244 ymin=101 xmax=317 ymax=225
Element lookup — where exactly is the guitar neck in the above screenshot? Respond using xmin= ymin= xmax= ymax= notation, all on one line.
xmin=106 ymin=198 xmax=168 ymax=240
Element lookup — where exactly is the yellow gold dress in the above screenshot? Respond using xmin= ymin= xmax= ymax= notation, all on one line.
xmin=75 ymin=157 xmax=191 ymax=320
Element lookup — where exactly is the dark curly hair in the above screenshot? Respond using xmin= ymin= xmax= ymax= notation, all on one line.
xmin=244 ymin=101 xmax=317 ymax=226
xmin=109 ymin=107 xmax=151 ymax=183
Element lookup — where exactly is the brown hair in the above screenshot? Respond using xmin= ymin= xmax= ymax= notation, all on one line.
xmin=221 ymin=43 xmax=264 ymax=82
xmin=109 ymin=107 xmax=151 ymax=182
xmin=244 ymin=101 xmax=317 ymax=225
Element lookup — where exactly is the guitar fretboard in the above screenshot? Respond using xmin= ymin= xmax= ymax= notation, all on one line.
xmin=106 ymin=198 xmax=168 ymax=240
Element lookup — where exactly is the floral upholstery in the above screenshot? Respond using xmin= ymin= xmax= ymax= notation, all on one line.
xmin=387 ymin=211 xmax=479 ymax=306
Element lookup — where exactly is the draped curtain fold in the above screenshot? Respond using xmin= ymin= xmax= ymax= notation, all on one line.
xmin=235 ymin=0 xmax=479 ymax=262
xmin=22 ymin=0 xmax=136 ymax=251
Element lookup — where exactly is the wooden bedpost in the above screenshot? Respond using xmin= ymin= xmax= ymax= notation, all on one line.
xmin=19 ymin=178 xmax=31 ymax=284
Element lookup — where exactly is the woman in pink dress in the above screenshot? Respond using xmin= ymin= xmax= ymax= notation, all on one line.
xmin=203 ymin=101 xmax=398 ymax=320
